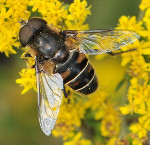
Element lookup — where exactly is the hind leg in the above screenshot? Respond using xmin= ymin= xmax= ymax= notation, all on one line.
xmin=107 ymin=48 xmax=136 ymax=56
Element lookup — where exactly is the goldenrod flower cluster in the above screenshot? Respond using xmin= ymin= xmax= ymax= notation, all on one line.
xmin=1 ymin=0 xmax=150 ymax=144
xmin=0 ymin=0 xmax=30 ymax=56
xmin=116 ymin=1 xmax=150 ymax=144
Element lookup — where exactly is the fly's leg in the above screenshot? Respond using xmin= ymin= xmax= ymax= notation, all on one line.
xmin=23 ymin=53 xmax=35 ymax=68
xmin=67 ymin=90 xmax=71 ymax=104
xmin=24 ymin=53 xmax=32 ymax=57
xmin=107 ymin=48 xmax=136 ymax=56
xmin=63 ymin=84 xmax=68 ymax=99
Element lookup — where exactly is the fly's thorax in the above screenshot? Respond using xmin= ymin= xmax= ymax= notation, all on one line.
xmin=29 ymin=26 xmax=69 ymax=63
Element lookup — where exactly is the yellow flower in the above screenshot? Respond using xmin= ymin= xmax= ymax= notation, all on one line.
xmin=120 ymin=105 xmax=132 ymax=115
xmin=116 ymin=16 xmax=143 ymax=35
xmin=29 ymin=0 xmax=67 ymax=28
xmin=16 ymin=68 xmax=36 ymax=94
xmin=139 ymin=113 xmax=150 ymax=130
xmin=142 ymin=8 xmax=150 ymax=40
xmin=85 ymin=89 xmax=108 ymax=120
xmin=63 ymin=132 xmax=92 ymax=145
xmin=123 ymin=75 xmax=150 ymax=115
xmin=85 ymin=89 xmax=107 ymax=111
xmin=65 ymin=0 xmax=91 ymax=30
xmin=107 ymin=137 xmax=118 ymax=145
xmin=129 ymin=110 xmax=150 ymax=144
xmin=52 ymin=123 xmax=75 ymax=141
xmin=130 ymin=123 xmax=147 ymax=139
xmin=117 ymin=8 xmax=150 ymax=142
xmin=65 ymin=20 xmax=89 ymax=30
xmin=132 ymin=138 xmax=144 ymax=145
xmin=107 ymin=137 xmax=129 ymax=145
xmin=120 ymin=40 xmax=141 ymax=67
xmin=139 ymin=0 xmax=150 ymax=10
xmin=0 ymin=0 xmax=30 ymax=56
xmin=67 ymin=0 xmax=91 ymax=22
xmin=101 ymin=105 xmax=121 ymax=137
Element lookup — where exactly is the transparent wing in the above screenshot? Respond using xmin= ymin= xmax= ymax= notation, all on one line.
xmin=36 ymin=67 xmax=64 ymax=136
xmin=64 ymin=29 xmax=140 ymax=55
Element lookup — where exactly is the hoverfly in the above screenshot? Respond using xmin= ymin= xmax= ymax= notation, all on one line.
xmin=19 ymin=18 xmax=140 ymax=136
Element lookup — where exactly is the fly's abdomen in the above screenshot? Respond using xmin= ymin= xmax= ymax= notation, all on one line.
xmin=67 ymin=61 xmax=98 ymax=94
xmin=55 ymin=50 xmax=98 ymax=94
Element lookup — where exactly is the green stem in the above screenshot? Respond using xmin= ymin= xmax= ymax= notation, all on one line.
xmin=137 ymin=9 xmax=146 ymax=21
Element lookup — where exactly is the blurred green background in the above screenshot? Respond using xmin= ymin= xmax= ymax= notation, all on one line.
xmin=0 ymin=0 xmax=140 ymax=145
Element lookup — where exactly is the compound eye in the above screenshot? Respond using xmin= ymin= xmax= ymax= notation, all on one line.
xmin=19 ymin=25 xmax=34 ymax=46
xmin=27 ymin=18 xmax=47 ymax=31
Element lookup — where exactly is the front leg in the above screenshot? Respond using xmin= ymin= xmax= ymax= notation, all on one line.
xmin=23 ymin=53 xmax=35 ymax=68
xmin=23 ymin=53 xmax=32 ymax=58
